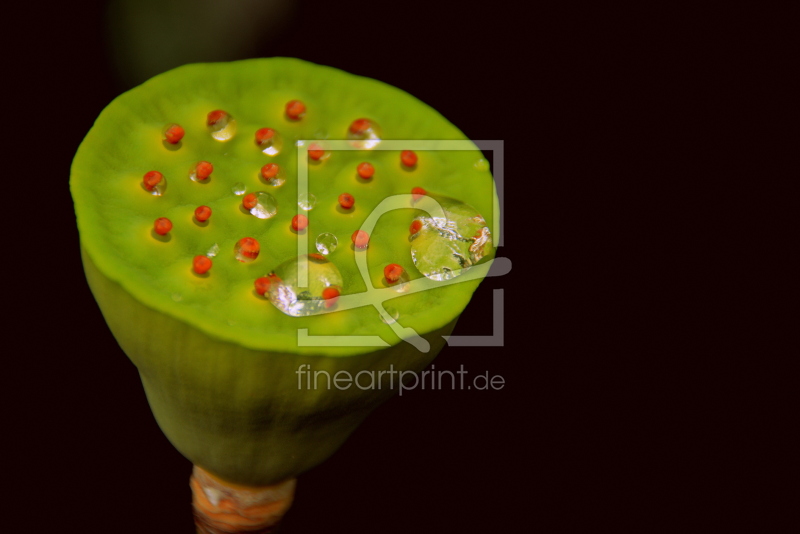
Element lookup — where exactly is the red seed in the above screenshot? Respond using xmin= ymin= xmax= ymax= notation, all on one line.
xmin=401 ymin=150 xmax=418 ymax=167
xmin=309 ymin=253 xmax=326 ymax=261
xmin=164 ymin=124 xmax=184 ymax=144
xmin=411 ymin=187 xmax=427 ymax=201
xmin=349 ymin=118 xmax=371 ymax=135
xmin=384 ymin=263 xmax=405 ymax=283
xmin=254 ymin=276 xmax=271 ymax=296
xmin=261 ymin=163 xmax=280 ymax=180
xmin=143 ymin=171 xmax=163 ymax=191
xmin=236 ymin=237 xmax=260 ymax=259
xmin=351 ymin=230 xmax=369 ymax=249
xmin=243 ymin=193 xmax=258 ymax=210
xmin=308 ymin=143 xmax=324 ymax=160
xmin=154 ymin=217 xmax=172 ymax=236
xmin=292 ymin=214 xmax=308 ymax=231
xmin=194 ymin=205 xmax=212 ymax=222
xmin=338 ymin=193 xmax=355 ymax=209
xmin=195 ymin=161 xmax=213 ymax=180
xmin=193 ymin=255 xmax=212 ymax=274
xmin=286 ymin=100 xmax=306 ymax=120
xmin=207 ymin=110 xmax=227 ymax=126
xmin=322 ymin=286 xmax=340 ymax=308
xmin=255 ymin=128 xmax=275 ymax=145
xmin=410 ymin=220 xmax=423 ymax=234
xmin=357 ymin=162 xmax=374 ymax=179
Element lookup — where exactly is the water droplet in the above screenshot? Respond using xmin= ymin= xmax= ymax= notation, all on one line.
xmin=248 ymin=192 xmax=278 ymax=219
xmin=391 ymin=271 xmax=411 ymax=293
xmin=347 ymin=118 xmax=381 ymax=149
xmin=286 ymin=100 xmax=306 ymax=120
xmin=380 ymin=306 xmax=400 ymax=325
xmin=308 ymin=143 xmax=328 ymax=161
xmin=164 ymin=124 xmax=184 ymax=145
xmin=260 ymin=163 xmax=285 ymax=187
xmin=190 ymin=161 xmax=213 ymax=182
xmin=207 ymin=110 xmax=236 ymax=141
xmin=474 ymin=158 xmax=490 ymax=171
xmin=232 ymin=182 xmax=247 ymax=195
xmin=206 ymin=243 xmax=220 ymax=257
xmin=234 ymin=237 xmax=260 ymax=263
xmin=171 ymin=293 xmax=182 ymax=302
xmin=315 ymin=233 xmax=338 ymax=255
xmin=142 ymin=171 xmax=166 ymax=196
xmin=298 ymin=193 xmax=317 ymax=211
xmin=410 ymin=196 xmax=493 ymax=281
xmin=255 ymin=128 xmax=283 ymax=156
xmin=268 ymin=255 xmax=344 ymax=317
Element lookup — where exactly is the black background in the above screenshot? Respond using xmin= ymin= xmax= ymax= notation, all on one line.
xmin=7 ymin=1 xmax=673 ymax=532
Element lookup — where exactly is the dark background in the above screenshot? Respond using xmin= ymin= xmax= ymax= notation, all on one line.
xmin=7 ymin=1 xmax=674 ymax=532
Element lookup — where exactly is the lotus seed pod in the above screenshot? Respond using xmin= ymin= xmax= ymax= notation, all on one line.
xmin=70 ymin=57 xmax=498 ymax=531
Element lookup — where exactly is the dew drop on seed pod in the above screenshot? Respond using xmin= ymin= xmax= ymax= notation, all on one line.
xmin=207 ymin=110 xmax=236 ymax=141
xmin=190 ymin=161 xmax=213 ymax=182
xmin=255 ymin=128 xmax=283 ymax=156
xmin=474 ymin=158 xmax=490 ymax=171
xmin=234 ymin=237 xmax=260 ymax=263
xmin=391 ymin=271 xmax=411 ymax=293
xmin=206 ymin=243 xmax=220 ymax=258
xmin=379 ymin=306 xmax=400 ymax=325
xmin=260 ymin=163 xmax=285 ymax=187
xmin=298 ymin=193 xmax=317 ymax=211
xmin=248 ymin=191 xmax=278 ymax=219
xmin=231 ymin=182 xmax=247 ymax=195
xmin=163 ymin=124 xmax=184 ymax=144
xmin=410 ymin=196 xmax=493 ymax=281
xmin=142 ymin=171 xmax=167 ymax=196
xmin=346 ymin=118 xmax=381 ymax=149
xmin=268 ymin=254 xmax=344 ymax=317
xmin=315 ymin=232 xmax=338 ymax=255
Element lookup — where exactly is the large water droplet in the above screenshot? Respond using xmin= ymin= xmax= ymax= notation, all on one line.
xmin=249 ymin=191 xmax=278 ymax=219
xmin=347 ymin=118 xmax=381 ymax=149
xmin=268 ymin=255 xmax=344 ymax=317
xmin=232 ymin=182 xmax=247 ymax=195
xmin=315 ymin=233 xmax=338 ymax=255
xmin=298 ymin=193 xmax=317 ymax=211
xmin=410 ymin=196 xmax=493 ymax=281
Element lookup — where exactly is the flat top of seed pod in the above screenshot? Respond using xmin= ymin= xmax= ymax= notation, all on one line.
xmin=71 ymin=57 xmax=497 ymax=356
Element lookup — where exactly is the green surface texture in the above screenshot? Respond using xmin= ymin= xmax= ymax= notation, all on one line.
xmin=71 ymin=58 xmax=496 ymax=484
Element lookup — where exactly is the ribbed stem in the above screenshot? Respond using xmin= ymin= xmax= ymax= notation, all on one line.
xmin=190 ymin=466 xmax=296 ymax=533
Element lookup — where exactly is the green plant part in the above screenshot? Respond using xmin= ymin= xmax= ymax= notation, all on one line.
xmin=71 ymin=57 xmax=498 ymax=530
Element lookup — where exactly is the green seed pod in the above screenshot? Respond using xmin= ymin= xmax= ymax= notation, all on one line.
xmin=70 ymin=58 xmax=498 ymax=488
